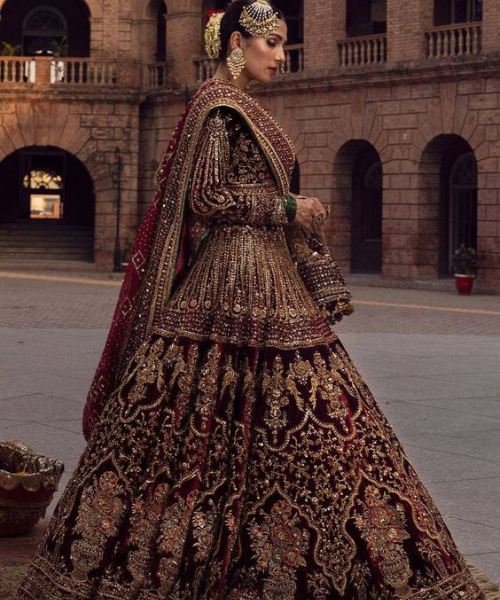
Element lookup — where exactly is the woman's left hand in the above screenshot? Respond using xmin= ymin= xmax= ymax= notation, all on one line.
xmin=294 ymin=196 xmax=329 ymax=233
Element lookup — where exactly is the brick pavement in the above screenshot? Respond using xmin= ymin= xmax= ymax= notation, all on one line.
xmin=0 ymin=271 xmax=499 ymax=581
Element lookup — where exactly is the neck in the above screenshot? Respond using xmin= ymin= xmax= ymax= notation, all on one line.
xmin=213 ymin=63 xmax=251 ymax=91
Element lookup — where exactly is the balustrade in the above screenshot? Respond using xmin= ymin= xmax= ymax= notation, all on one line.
xmin=146 ymin=63 xmax=169 ymax=88
xmin=425 ymin=22 xmax=482 ymax=59
xmin=0 ymin=57 xmax=118 ymax=86
xmin=338 ymin=34 xmax=387 ymax=68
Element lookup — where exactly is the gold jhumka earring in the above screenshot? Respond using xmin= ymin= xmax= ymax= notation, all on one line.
xmin=227 ymin=47 xmax=246 ymax=79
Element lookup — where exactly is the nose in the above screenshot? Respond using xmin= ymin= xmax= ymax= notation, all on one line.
xmin=276 ymin=47 xmax=286 ymax=65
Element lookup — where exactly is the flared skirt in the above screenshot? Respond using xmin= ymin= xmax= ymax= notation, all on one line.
xmin=17 ymin=332 xmax=483 ymax=600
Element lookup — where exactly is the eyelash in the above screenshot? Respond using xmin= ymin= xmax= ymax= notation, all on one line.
xmin=267 ymin=40 xmax=277 ymax=48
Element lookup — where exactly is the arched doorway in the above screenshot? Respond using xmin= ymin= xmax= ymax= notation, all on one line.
xmin=0 ymin=0 xmax=90 ymax=57
xmin=442 ymin=147 xmax=478 ymax=274
xmin=334 ymin=140 xmax=383 ymax=273
xmin=0 ymin=147 xmax=95 ymax=261
xmin=420 ymin=135 xmax=477 ymax=276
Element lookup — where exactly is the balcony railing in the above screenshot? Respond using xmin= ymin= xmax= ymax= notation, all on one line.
xmin=338 ymin=34 xmax=387 ymax=68
xmin=425 ymin=22 xmax=482 ymax=59
xmin=146 ymin=62 xmax=170 ymax=88
xmin=194 ymin=55 xmax=218 ymax=83
xmin=194 ymin=43 xmax=305 ymax=83
xmin=0 ymin=57 xmax=124 ymax=86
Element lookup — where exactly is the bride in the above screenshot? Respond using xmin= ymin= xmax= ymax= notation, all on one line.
xmin=17 ymin=2 xmax=484 ymax=599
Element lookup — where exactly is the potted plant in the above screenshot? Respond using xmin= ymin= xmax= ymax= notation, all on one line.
xmin=451 ymin=245 xmax=486 ymax=295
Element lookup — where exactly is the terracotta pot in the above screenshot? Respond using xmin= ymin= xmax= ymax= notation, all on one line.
xmin=0 ymin=441 xmax=64 ymax=537
xmin=454 ymin=274 xmax=475 ymax=295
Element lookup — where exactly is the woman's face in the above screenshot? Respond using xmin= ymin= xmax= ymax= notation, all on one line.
xmin=233 ymin=19 xmax=288 ymax=85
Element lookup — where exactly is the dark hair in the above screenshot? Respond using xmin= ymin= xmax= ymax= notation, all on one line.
xmin=219 ymin=0 xmax=285 ymax=59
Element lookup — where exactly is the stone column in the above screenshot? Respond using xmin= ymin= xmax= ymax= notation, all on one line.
xmin=386 ymin=0 xmax=433 ymax=65
xmin=303 ymin=0 xmax=345 ymax=71
xmin=165 ymin=0 xmax=203 ymax=86
xmin=482 ymin=0 xmax=500 ymax=54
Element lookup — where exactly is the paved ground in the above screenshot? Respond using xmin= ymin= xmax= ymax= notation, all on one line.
xmin=0 ymin=270 xmax=499 ymax=580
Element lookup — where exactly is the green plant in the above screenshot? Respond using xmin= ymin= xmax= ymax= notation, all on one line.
xmin=122 ymin=235 xmax=134 ymax=264
xmin=451 ymin=245 xmax=486 ymax=276
xmin=0 ymin=42 xmax=22 ymax=56
xmin=53 ymin=36 xmax=68 ymax=58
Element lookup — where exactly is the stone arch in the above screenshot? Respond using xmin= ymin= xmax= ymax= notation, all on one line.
xmin=0 ymin=145 xmax=96 ymax=261
xmin=333 ymin=140 xmax=383 ymax=272
xmin=419 ymin=134 xmax=477 ymax=277
xmin=0 ymin=102 xmax=112 ymax=193
xmin=0 ymin=103 xmax=119 ymax=265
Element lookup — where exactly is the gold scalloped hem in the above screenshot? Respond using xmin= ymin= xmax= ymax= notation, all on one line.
xmin=408 ymin=568 xmax=484 ymax=600
xmin=17 ymin=556 xmax=487 ymax=600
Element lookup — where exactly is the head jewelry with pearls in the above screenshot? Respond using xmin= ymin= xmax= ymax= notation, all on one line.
xmin=204 ymin=1 xmax=281 ymax=60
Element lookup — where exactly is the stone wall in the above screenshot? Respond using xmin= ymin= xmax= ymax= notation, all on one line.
xmin=1 ymin=0 xmax=500 ymax=290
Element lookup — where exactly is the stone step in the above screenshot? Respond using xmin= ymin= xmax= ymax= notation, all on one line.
xmin=0 ymin=224 xmax=94 ymax=262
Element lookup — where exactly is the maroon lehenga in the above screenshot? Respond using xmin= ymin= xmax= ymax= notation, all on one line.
xmin=17 ymin=80 xmax=483 ymax=600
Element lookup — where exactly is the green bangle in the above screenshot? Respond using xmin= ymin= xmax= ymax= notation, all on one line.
xmin=283 ymin=195 xmax=297 ymax=223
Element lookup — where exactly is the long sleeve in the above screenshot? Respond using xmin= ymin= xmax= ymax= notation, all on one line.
xmin=188 ymin=107 xmax=288 ymax=225
xmin=285 ymin=223 xmax=354 ymax=325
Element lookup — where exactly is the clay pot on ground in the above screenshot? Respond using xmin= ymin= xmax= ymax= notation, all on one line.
xmin=454 ymin=274 xmax=475 ymax=295
xmin=0 ymin=441 xmax=64 ymax=537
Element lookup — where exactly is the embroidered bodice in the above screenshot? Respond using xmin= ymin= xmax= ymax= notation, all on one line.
xmin=159 ymin=107 xmax=335 ymax=349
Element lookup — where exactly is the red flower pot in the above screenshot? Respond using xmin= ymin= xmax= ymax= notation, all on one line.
xmin=454 ymin=274 xmax=475 ymax=295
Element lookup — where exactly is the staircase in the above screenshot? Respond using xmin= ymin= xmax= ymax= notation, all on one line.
xmin=0 ymin=222 xmax=94 ymax=262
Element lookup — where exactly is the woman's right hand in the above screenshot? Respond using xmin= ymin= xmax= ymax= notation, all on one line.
xmin=294 ymin=196 xmax=328 ymax=233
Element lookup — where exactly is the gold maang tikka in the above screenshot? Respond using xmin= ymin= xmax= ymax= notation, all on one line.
xmin=240 ymin=0 xmax=280 ymax=37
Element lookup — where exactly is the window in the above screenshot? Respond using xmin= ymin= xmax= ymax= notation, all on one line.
xmin=22 ymin=7 xmax=68 ymax=56
xmin=434 ymin=0 xmax=482 ymax=26
xmin=346 ymin=0 xmax=387 ymax=38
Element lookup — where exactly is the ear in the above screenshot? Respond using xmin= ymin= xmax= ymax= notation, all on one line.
xmin=228 ymin=31 xmax=243 ymax=52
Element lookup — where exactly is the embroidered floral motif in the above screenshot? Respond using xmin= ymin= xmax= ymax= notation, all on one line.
xmin=192 ymin=500 xmax=217 ymax=561
xmin=354 ymin=484 xmax=413 ymax=598
xmin=127 ymin=483 xmax=170 ymax=588
xmin=248 ymin=500 xmax=310 ymax=600
xmin=157 ymin=491 xmax=198 ymax=595
xmin=262 ymin=355 xmax=292 ymax=444
xmin=70 ymin=471 xmax=126 ymax=582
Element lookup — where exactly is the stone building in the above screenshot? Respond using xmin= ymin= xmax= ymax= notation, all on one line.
xmin=0 ymin=0 xmax=499 ymax=292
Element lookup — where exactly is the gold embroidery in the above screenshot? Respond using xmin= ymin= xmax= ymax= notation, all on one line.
xmin=354 ymin=484 xmax=413 ymax=598
xmin=70 ymin=471 xmax=126 ymax=582
xmin=157 ymin=491 xmax=198 ymax=595
xmin=248 ymin=499 xmax=310 ymax=600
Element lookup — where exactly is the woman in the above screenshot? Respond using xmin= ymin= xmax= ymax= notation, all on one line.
xmin=18 ymin=2 xmax=484 ymax=599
